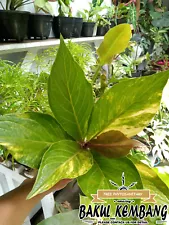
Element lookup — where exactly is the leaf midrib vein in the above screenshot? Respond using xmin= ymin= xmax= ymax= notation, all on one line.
xmin=34 ymin=149 xmax=82 ymax=195
xmin=63 ymin=53 xmax=83 ymax=139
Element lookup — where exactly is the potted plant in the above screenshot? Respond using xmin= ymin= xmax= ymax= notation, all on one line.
xmin=81 ymin=0 xmax=109 ymax=37
xmin=28 ymin=0 xmax=54 ymax=40
xmin=79 ymin=2 xmax=106 ymax=37
xmin=115 ymin=3 xmax=128 ymax=25
xmin=78 ymin=8 xmax=96 ymax=37
xmin=106 ymin=5 xmax=116 ymax=28
xmin=0 ymin=0 xmax=31 ymax=42
xmin=52 ymin=0 xmax=80 ymax=39
xmin=73 ymin=17 xmax=83 ymax=38
xmin=96 ymin=15 xmax=110 ymax=36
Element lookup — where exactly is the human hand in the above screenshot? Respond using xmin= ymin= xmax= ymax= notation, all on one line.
xmin=22 ymin=177 xmax=73 ymax=198
xmin=45 ymin=179 xmax=73 ymax=195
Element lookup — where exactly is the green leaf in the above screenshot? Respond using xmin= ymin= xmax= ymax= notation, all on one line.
xmin=134 ymin=161 xmax=169 ymax=205
xmin=152 ymin=17 xmax=169 ymax=28
xmin=48 ymin=36 xmax=94 ymax=141
xmin=78 ymin=154 xmax=143 ymax=221
xmin=80 ymin=195 xmax=92 ymax=207
xmin=0 ymin=113 xmax=68 ymax=168
xmin=28 ymin=140 xmax=93 ymax=198
xmin=38 ymin=210 xmax=84 ymax=225
xmin=92 ymin=0 xmax=103 ymax=7
xmin=34 ymin=0 xmax=46 ymax=8
xmin=87 ymin=72 xmax=169 ymax=140
xmin=97 ymin=24 xmax=132 ymax=66
xmin=78 ymin=152 xmax=143 ymax=198
xmin=87 ymin=130 xmax=144 ymax=158
xmin=130 ymin=150 xmax=151 ymax=166
xmin=43 ymin=2 xmax=54 ymax=15
xmin=153 ymin=166 xmax=169 ymax=189
xmin=34 ymin=0 xmax=54 ymax=15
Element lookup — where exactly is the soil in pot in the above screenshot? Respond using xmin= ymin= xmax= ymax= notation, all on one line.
xmin=28 ymin=14 xmax=53 ymax=40
xmin=52 ymin=16 xmax=74 ymax=39
xmin=72 ymin=17 xmax=83 ymax=38
xmin=0 ymin=10 xmax=30 ymax=42
xmin=81 ymin=22 xmax=96 ymax=37
xmin=97 ymin=26 xmax=107 ymax=36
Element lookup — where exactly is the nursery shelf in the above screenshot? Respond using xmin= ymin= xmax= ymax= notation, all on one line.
xmin=0 ymin=36 xmax=104 ymax=55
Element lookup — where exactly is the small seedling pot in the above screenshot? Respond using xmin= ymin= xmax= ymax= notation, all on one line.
xmin=28 ymin=14 xmax=53 ymax=40
xmin=81 ymin=22 xmax=96 ymax=37
xmin=97 ymin=26 xmax=108 ymax=36
xmin=52 ymin=16 xmax=75 ymax=39
xmin=72 ymin=17 xmax=83 ymax=38
xmin=0 ymin=10 xmax=30 ymax=42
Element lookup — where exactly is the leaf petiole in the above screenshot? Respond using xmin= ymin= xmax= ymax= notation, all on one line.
xmin=92 ymin=64 xmax=102 ymax=83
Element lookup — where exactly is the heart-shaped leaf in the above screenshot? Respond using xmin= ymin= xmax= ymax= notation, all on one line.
xmin=78 ymin=153 xmax=143 ymax=219
xmin=48 ymin=36 xmax=94 ymax=141
xmin=28 ymin=140 xmax=93 ymax=198
xmin=87 ymin=72 xmax=169 ymax=141
xmin=78 ymin=152 xmax=143 ymax=198
xmin=97 ymin=24 xmax=132 ymax=66
xmin=0 ymin=113 xmax=68 ymax=168
xmin=87 ymin=130 xmax=144 ymax=158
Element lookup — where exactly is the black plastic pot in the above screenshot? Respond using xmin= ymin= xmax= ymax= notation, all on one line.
xmin=97 ymin=26 xmax=107 ymax=36
xmin=0 ymin=10 xmax=30 ymax=42
xmin=72 ymin=17 xmax=83 ymax=38
xmin=110 ymin=20 xmax=115 ymax=28
xmin=148 ymin=41 xmax=155 ymax=54
xmin=132 ymin=71 xmax=142 ymax=77
xmin=28 ymin=14 xmax=53 ymax=40
xmin=52 ymin=16 xmax=74 ymax=39
xmin=81 ymin=22 xmax=96 ymax=37
xmin=117 ymin=18 xmax=127 ymax=24
xmin=142 ymin=71 xmax=156 ymax=76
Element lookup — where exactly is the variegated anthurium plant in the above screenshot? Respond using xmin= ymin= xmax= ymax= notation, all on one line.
xmin=0 ymin=24 xmax=169 ymax=206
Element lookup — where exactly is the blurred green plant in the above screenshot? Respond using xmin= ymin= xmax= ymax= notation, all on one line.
xmin=109 ymin=41 xmax=149 ymax=79
xmin=0 ymin=60 xmax=50 ymax=115
xmin=34 ymin=0 xmax=54 ymax=15
xmin=139 ymin=0 xmax=169 ymax=55
xmin=77 ymin=6 xmax=102 ymax=22
xmin=138 ymin=104 xmax=169 ymax=165
xmin=96 ymin=15 xmax=110 ymax=27
xmin=31 ymin=41 xmax=96 ymax=75
xmin=0 ymin=0 xmax=32 ymax=10
xmin=77 ymin=0 xmax=107 ymax=22
xmin=33 ymin=0 xmax=73 ymax=16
